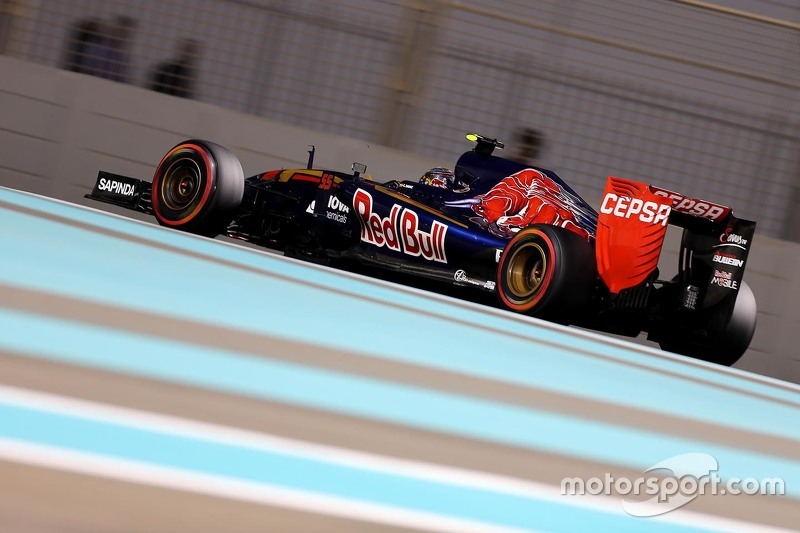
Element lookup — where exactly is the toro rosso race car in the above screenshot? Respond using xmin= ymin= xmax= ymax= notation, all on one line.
xmin=87 ymin=134 xmax=757 ymax=366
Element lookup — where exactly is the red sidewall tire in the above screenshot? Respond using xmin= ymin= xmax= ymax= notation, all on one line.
xmin=497 ymin=228 xmax=557 ymax=313
xmin=151 ymin=143 xmax=216 ymax=227
xmin=150 ymin=140 xmax=243 ymax=236
xmin=496 ymin=224 xmax=596 ymax=321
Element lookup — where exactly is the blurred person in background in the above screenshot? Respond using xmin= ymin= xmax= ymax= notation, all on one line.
xmin=1 ymin=0 xmax=23 ymax=55
xmin=74 ymin=15 xmax=137 ymax=82
xmin=149 ymin=38 xmax=201 ymax=99
xmin=512 ymin=127 xmax=544 ymax=166
xmin=61 ymin=17 xmax=103 ymax=74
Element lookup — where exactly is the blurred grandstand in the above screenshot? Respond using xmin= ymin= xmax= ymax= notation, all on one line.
xmin=2 ymin=0 xmax=799 ymax=238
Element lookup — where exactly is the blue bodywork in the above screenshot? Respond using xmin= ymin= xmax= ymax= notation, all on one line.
xmin=313 ymin=149 xmax=599 ymax=288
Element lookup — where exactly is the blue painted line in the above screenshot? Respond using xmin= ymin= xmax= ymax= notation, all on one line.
xmin=0 ymin=307 xmax=797 ymax=495
xmin=1 ymin=187 xmax=800 ymax=446
xmin=0 ymin=400 xmax=717 ymax=533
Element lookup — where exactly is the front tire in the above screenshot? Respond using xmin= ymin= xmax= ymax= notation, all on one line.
xmin=151 ymin=140 xmax=244 ymax=236
xmin=496 ymin=225 xmax=596 ymax=322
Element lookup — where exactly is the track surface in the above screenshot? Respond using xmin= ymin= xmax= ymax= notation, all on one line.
xmin=0 ymin=187 xmax=798 ymax=532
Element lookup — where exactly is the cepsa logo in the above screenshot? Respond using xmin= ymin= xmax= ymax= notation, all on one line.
xmin=600 ymin=193 xmax=671 ymax=226
xmin=353 ymin=188 xmax=447 ymax=263
xmin=651 ymin=189 xmax=729 ymax=221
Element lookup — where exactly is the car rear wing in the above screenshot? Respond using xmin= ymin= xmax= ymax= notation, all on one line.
xmin=596 ymin=177 xmax=755 ymax=310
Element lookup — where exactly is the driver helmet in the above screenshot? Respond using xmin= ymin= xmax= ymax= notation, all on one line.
xmin=419 ymin=167 xmax=455 ymax=189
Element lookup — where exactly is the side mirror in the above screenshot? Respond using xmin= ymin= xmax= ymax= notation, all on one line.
xmin=352 ymin=162 xmax=367 ymax=178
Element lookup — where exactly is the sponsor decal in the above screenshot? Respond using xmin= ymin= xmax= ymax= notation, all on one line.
xmin=306 ymin=195 xmax=350 ymax=223
xmin=600 ymin=193 xmax=670 ymax=226
xmin=651 ymin=188 xmax=728 ymax=221
xmin=326 ymin=211 xmax=347 ymax=223
xmin=495 ymin=249 xmax=503 ymax=263
xmin=710 ymin=269 xmax=738 ymax=290
xmin=98 ymin=177 xmax=136 ymax=197
xmin=715 ymin=228 xmax=748 ymax=249
xmin=712 ymin=251 xmax=744 ymax=268
xmin=354 ymin=188 xmax=447 ymax=263
xmin=307 ymin=196 xmax=350 ymax=214
xmin=714 ymin=269 xmax=732 ymax=280
xmin=326 ymin=195 xmax=350 ymax=214
xmin=454 ymin=269 xmax=496 ymax=290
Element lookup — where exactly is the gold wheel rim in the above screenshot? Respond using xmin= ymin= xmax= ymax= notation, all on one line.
xmin=507 ymin=241 xmax=547 ymax=300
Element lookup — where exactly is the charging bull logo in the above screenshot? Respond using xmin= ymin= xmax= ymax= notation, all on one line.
xmin=451 ymin=169 xmax=591 ymax=240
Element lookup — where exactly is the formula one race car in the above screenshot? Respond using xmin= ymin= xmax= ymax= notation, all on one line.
xmin=87 ymin=134 xmax=757 ymax=366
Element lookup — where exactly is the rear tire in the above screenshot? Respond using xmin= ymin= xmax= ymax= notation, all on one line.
xmin=496 ymin=225 xmax=596 ymax=322
xmin=659 ymin=281 xmax=757 ymax=366
xmin=151 ymin=140 xmax=244 ymax=236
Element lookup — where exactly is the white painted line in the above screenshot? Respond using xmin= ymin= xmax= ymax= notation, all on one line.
xmin=0 ymin=384 xmax=791 ymax=533
xmin=0 ymin=438 xmax=536 ymax=533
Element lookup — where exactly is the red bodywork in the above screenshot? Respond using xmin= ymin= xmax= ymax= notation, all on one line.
xmin=595 ymin=177 xmax=673 ymax=294
xmin=471 ymin=168 xmax=590 ymax=240
xmin=595 ymin=176 xmax=739 ymax=295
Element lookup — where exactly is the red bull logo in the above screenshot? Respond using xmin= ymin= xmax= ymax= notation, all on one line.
xmin=354 ymin=188 xmax=447 ymax=263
